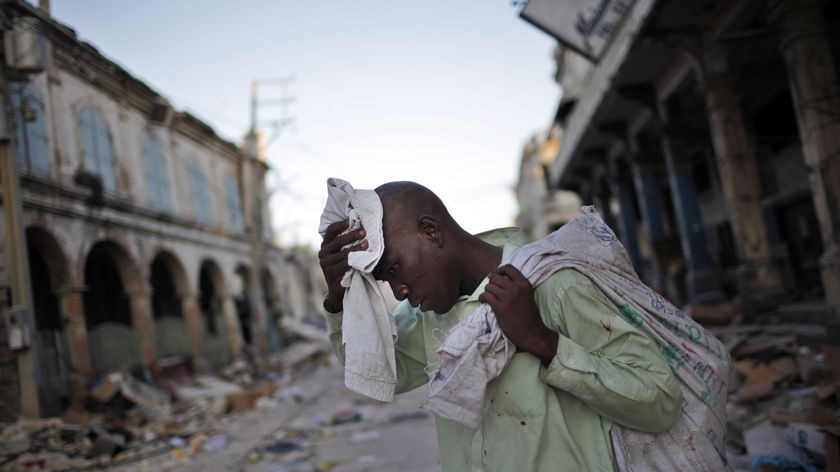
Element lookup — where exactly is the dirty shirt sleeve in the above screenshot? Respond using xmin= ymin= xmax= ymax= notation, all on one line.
xmin=536 ymin=269 xmax=682 ymax=433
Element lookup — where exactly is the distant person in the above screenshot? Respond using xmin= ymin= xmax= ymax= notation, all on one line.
xmin=318 ymin=179 xmax=728 ymax=471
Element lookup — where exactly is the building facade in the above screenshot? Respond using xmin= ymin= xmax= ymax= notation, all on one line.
xmin=515 ymin=125 xmax=581 ymax=242
xmin=519 ymin=0 xmax=840 ymax=335
xmin=0 ymin=1 xmax=322 ymax=418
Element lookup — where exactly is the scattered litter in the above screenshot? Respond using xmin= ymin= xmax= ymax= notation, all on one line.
xmin=350 ymin=430 xmax=380 ymax=443
xmin=256 ymin=396 xmax=280 ymax=410
xmin=389 ymin=411 xmax=429 ymax=423
xmin=330 ymin=408 xmax=362 ymax=425
xmin=203 ymin=434 xmax=228 ymax=452
xmin=265 ymin=439 xmax=304 ymax=455
xmin=0 ymin=338 xmax=334 ymax=471
xmin=318 ymin=457 xmax=349 ymax=470
xmin=750 ymin=454 xmax=818 ymax=472
xmin=713 ymin=321 xmax=840 ymax=471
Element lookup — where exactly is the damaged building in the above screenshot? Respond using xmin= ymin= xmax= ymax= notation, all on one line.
xmin=514 ymin=2 xmax=840 ymax=467
xmin=517 ymin=0 xmax=840 ymax=332
xmin=0 ymin=1 xmax=324 ymax=420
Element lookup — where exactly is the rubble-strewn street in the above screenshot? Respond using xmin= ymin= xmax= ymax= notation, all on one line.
xmin=0 ymin=339 xmax=439 ymax=472
xmin=2 ymin=303 xmax=840 ymax=472
xmin=115 ymin=363 xmax=440 ymax=472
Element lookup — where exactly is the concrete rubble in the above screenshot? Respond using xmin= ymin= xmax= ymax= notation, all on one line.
xmin=714 ymin=318 xmax=839 ymax=472
xmin=0 ymin=317 xmax=335 ymax=472
xmin=2 ymin=305 xmax=838 ymax=471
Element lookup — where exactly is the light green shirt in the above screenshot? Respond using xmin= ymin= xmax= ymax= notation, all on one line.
xmin=325 ymin=228 xmax=681 ymax=472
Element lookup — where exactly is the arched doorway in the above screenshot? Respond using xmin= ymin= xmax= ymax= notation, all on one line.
xmin=84 ymin=241 xmax=142 ymax=373
xmin=198 ymin=260 xmax=231 ymax=367
xmin=150 ymin=252 xmax=191 ymax=358
xmin=26 ymin=227 xmax=70 ymax=415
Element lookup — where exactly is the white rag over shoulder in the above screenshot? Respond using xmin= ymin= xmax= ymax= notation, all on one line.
xmin=318 ymin=177 xmax=396 ymax=402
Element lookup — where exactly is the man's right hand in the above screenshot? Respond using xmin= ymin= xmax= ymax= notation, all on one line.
xmin=318 ymin=219 xmax=368 ymax=313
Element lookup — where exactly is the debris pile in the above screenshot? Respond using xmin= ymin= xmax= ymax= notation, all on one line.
xmin=716 ymin=323 xmax=839 ymax=471
xmin=0 ymin=333 xmax=333 ymax=472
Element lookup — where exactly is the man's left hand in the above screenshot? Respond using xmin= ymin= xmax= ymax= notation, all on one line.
xmin=479 ymin=264 xmax=558 ymax=364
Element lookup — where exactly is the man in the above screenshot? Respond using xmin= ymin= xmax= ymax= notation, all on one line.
xmin=319 ymin=181 xmax=682 ymax=471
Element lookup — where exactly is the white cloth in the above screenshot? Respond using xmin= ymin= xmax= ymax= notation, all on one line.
xmin=423 ymin=206 xmax=730 ymax=470
xmin=420 ymin=225 xmax=585 ymax=428
xmin=318 ymin=178 xmax=396 ymax=402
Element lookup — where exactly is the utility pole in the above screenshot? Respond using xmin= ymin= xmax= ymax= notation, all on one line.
xmin=1 ymin=3 xmax=51 ymax=418
xmin=250 ymin=76 xmax=296 ymax=148
xmin=243 ymin=77 xmax=296 ymax=352
xmin=0 ymin=95 xmax=39 ymax=418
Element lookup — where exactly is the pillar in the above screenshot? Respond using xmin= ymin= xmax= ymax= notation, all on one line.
xmin=610 ymin=174 xmax=644 ymax=276
xmin=128 ymin=289 xmax=156 ymax=367
xmin=247 ymin=275 xmax=270 ymax=356
xmin=180 ymin=293 xmax=207 ymax=372
xmin=59 ymin=286 xmax=92 ymax=375
xmin=661 ymin=131 xmax=726 ymax=304
xmin=591 ymin=171 xmax=619 ymax=235
xmin=264 ymin=292 xmax=280 ymax=352
xmin=222 ymin=293 xmax=243 ymax=359
xmin=631 ymin=156 xmax=667 ymax=291
xmin=772 ymin=0 xmax=840 ymax=338
xmin=700 ymin=70 xmax=786 ymax=315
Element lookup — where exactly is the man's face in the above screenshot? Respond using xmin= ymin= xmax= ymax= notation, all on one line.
xmin=373 ymin=224 xmax=459 ymax=314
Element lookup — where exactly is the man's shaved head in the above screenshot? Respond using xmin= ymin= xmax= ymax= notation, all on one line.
xmin=371 ymin=181 xmax=467 ymax=313
xmin=375 ymin=181 xmax=455 ymax=231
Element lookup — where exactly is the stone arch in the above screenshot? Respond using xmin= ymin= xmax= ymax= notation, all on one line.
xmin=150 ymin=250 xmax=191 ymax=358
xmin=83 ymin=239 xmax=144 ymax=373
xmin=25 ymin=226 xmax=71 ymax=414
xmin=26 ymin=226 xmax=70 ymax=329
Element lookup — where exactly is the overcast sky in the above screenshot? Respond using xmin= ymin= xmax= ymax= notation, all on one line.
xmin=47 ymin=1 xmax=561 ymax=248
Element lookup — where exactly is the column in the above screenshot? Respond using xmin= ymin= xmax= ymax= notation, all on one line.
xmin=180 ymin=293 xmax=207 ymax=372
xmin=263 ymin=292 xmax=280 ymax=352
xmin=662 ymin=132 xmax=726 ymax=304
xmin=127 ymin=289 xmax=156 ymax=367
xmin=772 ymin=0 xmax=840 ymax=336
xmin=631 ymin=156 xmax=667 ymax=291
xmin=58 ymin=285 xmax=92 ymax=375
xmin=700 ymin=71 xmax=785 ymax=315
xmin=247 ymin=273 xmax=270 ymax=356
xmin=610 ymin=176 xmax=644 ymax=276
xmin=591 ymin=172 xmax=619 ymax=235
xmin=222 ymin=293 xmax=243 ymax=359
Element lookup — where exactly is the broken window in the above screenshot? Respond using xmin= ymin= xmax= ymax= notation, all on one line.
xmin=79 ymin=106 xmax=116 ymax=193
xmin=189 ymin=160 xmax=213 ymax=225
xmin=143 ymin=137 xmax=172 ymax=212
xmin=225 ymin=175 xmax=245 ymax=232
xmin=9 ymin=82 xmax=49 ymax=176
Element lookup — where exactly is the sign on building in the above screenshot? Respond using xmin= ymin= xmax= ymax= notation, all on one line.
xmin=520 ymin=0 xmax=634 ymax=62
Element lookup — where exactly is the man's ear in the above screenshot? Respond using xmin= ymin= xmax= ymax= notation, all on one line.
xmin=417 ymin=215 xmax=443 ymax=247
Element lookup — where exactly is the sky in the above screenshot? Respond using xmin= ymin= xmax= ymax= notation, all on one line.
xmin=46 ymin=1 xmax=561 ymax=248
